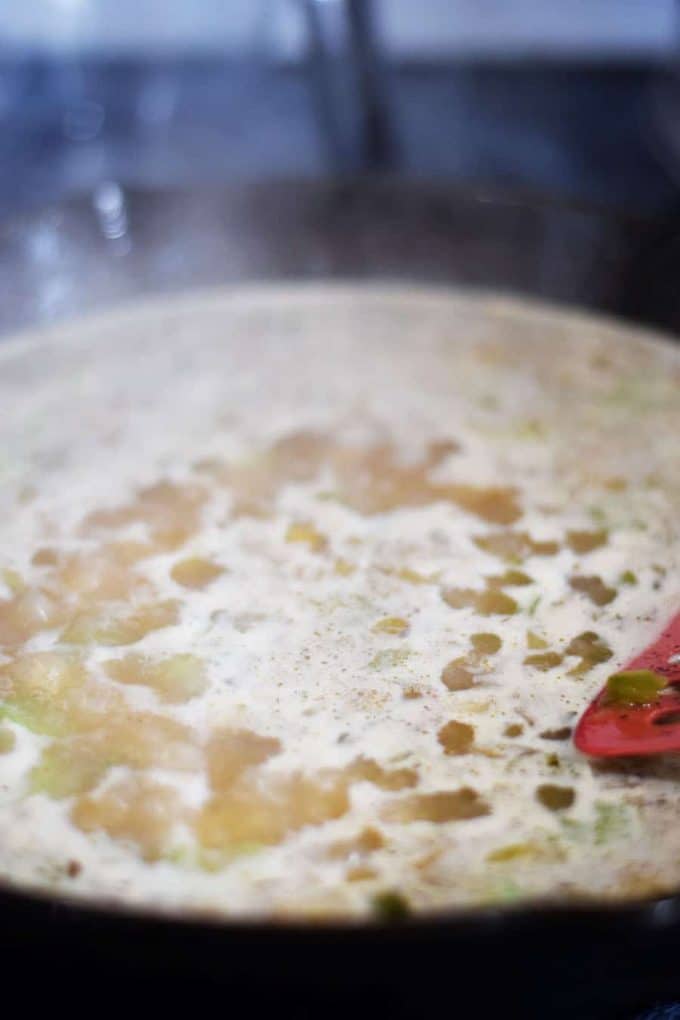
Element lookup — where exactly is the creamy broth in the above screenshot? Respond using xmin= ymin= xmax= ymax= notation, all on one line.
xmin=0 ymin=285 xmax=679 ymax=918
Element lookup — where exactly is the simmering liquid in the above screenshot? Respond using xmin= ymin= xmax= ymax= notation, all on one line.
xmin=0 ymin=286 xmax=678 ymax=918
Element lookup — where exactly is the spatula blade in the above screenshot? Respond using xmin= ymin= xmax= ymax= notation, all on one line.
xmin=574 ymin=610 xmax=680 ymax=757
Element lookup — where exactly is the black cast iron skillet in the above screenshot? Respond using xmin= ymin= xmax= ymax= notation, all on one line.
xmin=3 ymin=878 xmax=680 ymax=1018
xmin=1 ymin=180 xmax=679 ymax=1019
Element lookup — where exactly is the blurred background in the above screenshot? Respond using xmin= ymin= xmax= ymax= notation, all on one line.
xmin=1 ymin=0 xmax=679 ymax=214
xmin=2 ymin=1 xmax=680 ymax=340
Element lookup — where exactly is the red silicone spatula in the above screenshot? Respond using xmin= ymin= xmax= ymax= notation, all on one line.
xmin=574 ymin=610 xmax=680 ymax=757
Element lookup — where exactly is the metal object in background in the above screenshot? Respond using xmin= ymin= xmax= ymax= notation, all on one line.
xmin=345 ymin=0 xmax=395 ymax=169
xmin=301 ymin=0 xmax=395 ymax=172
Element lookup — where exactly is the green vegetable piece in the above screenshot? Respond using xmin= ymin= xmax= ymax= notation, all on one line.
xmin=29 ymin=742 xmax=109 ymax=799
xmin=372 ymin=890 xmax=411 ymax=921
xmin=594 ymin=801 xmax=632 ymax=845
xmin=620 ymin=570 xmax=638 ymax=586
xmin=368 ymin=648 xmax=411 ymax=670
xmin=0 ymin=726 xmax=15 ymax=754
xmin=500 ymin=879 xmax=523 ymax=901
xmin=605 ymin=669 xmax=667 ymax=706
